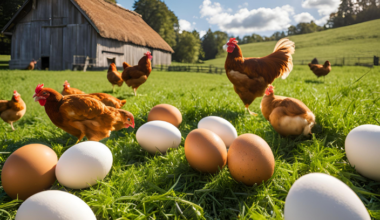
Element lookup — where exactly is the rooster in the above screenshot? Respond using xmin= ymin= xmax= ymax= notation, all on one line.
xmin=308 ymin=60 xmax=331 ymax=80
xmin=122 ymin=52 xmax=153 ymax=96
xmin=0 ymin=91 xmax=26 ymax=130
xmin=61 ymin=80 xmax=85 ymax=95
xmin=26 ymin=60 xmax=37 ymax=70
xmin=107 ymin=63 xmax=124 ymax=93
xmin=261 ymin=85 xmax=315 ymax=136
xmin=224 ymin=38 xmax=295 ymax=116
xmin=33 ymin=84 xmax=135 ymax=142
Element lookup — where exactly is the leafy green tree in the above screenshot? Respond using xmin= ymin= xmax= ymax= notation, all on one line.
xmin=0 ymin=0 xmax=25 ymax=29
xmin=201 ymin=29 xmax=217 ymax=60
xmin=214 ymin=31 xmax=228 ymax=58
xmin=133 ymin=0 xmax=179 ymax=48
xmin=173 ymin=31 xmax=200 ymax=63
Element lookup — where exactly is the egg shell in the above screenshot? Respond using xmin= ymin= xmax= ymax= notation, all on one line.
xmin=136 ymin=120 xmax=182 ymax=154
xmin=15 ymin=190 xmax=96 ymax=220
xmin=148 ymin=104 xmax=182 ymax=127
xmin=198 ymin=116 xmax=237 ymax=148
xmin=227 ymin=134 xmax=274 ymax=185
xmin=56 ymin=141 xmax=113 ymax=189
xmin=284 ymin=173 xmax=370 ymax=220
xmin=345 ymin=124 xmax=380 ymax=181
xmin=1 ymin=144 xmax=57 ymax=200
xmin=185 ymin=128 xmax=227 ymax=173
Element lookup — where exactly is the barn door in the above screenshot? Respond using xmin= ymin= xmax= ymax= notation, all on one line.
xmin=40 ymin=27 xmax=50 ymax=70
xmin=50 ymin=27 xmax=63 ymax=70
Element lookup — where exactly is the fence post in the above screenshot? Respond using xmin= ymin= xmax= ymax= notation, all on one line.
xmin=374 ymin=56 xmax=379 ymax=66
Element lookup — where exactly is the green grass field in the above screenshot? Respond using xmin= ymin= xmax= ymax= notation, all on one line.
xmin=0 ymin=66 xmax=380 ymax=219
xmin=202 ymin=19 xmax=380 ymax=67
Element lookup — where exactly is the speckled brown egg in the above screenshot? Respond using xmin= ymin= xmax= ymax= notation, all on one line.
xmin=1 ymin=144 xmax=58 ymax=200
xmin=185 ymin=128 xmax=227 ymax=173
xmin=147 ymin=104 xmax=182 ymax=127
xmin=227 ymin=134 xmax=275 ymax=186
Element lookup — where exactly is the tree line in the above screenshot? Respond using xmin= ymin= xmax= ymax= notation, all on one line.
xmin=328 ymin=0 xmax=380 ymax=28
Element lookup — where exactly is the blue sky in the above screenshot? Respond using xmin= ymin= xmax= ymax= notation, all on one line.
xmin=117 ymin=0 xmax=341 ymax=37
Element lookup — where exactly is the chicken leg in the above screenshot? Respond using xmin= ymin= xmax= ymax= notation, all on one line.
xmin=11 ymin=122 xmax=15 ymax=131
xmin=133 ymin=88 xmax=137 ymax=96
xmin=245 ymin=104 xmax=258 ymax=116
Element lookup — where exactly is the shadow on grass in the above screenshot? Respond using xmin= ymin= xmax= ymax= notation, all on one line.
xmin=304 ymin=79 xmax=324 ymax=84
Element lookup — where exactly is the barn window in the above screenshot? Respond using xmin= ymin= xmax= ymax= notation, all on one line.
xmin=41 ymin=57 xmax=49 ymax=70
xmin=107 ymin=58 xmax=116 ymax=66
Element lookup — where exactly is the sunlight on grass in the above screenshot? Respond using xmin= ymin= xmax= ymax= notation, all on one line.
xmin=0 ymin=66 xmax=379 ymax=219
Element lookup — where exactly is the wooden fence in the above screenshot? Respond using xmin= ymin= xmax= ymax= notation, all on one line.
xmin=154 ymin=56 xmax=379 ymax=73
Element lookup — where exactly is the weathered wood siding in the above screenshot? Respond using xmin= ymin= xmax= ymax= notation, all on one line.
xmin=9 ymin=0 xmax=172 ymax=70
xmin=9 ymin=0 xmax=96 ymax=70
xmin=96 ymin=37 xmax=172 ymax=68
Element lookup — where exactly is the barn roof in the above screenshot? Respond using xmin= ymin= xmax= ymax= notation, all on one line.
xmin=2 ymin=0 xmax=174 ymax=53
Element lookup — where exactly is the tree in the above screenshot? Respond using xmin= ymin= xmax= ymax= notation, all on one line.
xmin=201 ymin=29 xmax=217 ymax=60
xmin=133 ymin=0 xmax=179 ymax=48
xmin=172 ymin=31 xmax=200 ymax=63
xmin=213 ymin=31 xmax=228 ymax=58
xmin=0 ymin=0 xmax=25 ymax=30
xmin=287 ymin=25 xmax=297 ymax=35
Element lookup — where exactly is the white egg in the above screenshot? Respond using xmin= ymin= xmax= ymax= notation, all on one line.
xmin=198 ymin=116 xmax=237 ymax=148
xmin=136 ymin=120 xmax=182 ymax=154
xmin=56 ymin=141 xmax=113 ymax=189
xmin=345 ymin=124 xmax=380 ymax=181
xmin=285 ymin=173 xmax=370 ymax=220
xmin=15 ymin=190 xmax=96 ymax=220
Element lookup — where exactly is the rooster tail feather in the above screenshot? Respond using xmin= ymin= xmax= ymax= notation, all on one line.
xmin=123 ymin=62 xmax=131 ymax=69
xmin=272 ymin=38 xmax=295 ymax=79
xmin=120 ymin=100 xmax=127 ymax=106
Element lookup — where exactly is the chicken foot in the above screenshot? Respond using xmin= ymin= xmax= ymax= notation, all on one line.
xmin=245 ymin=104 xmax=258 ymax=116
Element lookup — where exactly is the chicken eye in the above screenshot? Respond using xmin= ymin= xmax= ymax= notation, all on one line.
xmin=43 ymin=92 xmax=47 ymax=95
xmin=127 ymin=118 xmax=131 ymax=121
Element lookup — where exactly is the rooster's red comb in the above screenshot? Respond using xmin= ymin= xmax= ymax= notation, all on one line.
xmin=35 ymin=84 xmax=44 ymax=94
xmin=144 ymin=51 xmax=151 ymax=56
xmin=228 ymin=38 xmax=238 ymax=45
xmin=14 ymin=90 xmax=17 ymax=94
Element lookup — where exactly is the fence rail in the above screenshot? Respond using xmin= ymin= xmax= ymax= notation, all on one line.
xmin=154 ymin=56 xmax=379 ymax=73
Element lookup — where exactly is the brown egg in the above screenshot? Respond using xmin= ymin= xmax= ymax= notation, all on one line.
xmin=227 ymin=134 xmax=275 ymax=186
xmin=1 ymin=144 xmax=58 ymax=200
xmin=148 ymin=104 xmax=182 ymax=127
xmin=185 ymin=128 xmax=227 ymax=173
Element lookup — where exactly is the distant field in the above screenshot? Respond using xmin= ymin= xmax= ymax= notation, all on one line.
xmin=0 ymin=66 xmax=379 ymax=219
xmin=202 ymin=19 xmax=380 ymax=67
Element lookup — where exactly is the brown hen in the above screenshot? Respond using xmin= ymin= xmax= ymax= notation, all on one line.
xmin=0 ymin=91 xmax=26 ymax=130
xmin=34 ymin=84 xmax=134 ymax=142
xmin=122 ymin=52 xmax=152 ymax=96
xmin=261 ymin=85 xmax=315 ymax=136
xmin=61 ymin=80 xmax=85 ymax=95
xmin=107 ymin=63 xmax=124 ymax=92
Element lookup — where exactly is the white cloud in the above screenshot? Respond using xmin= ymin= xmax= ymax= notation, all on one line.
xmin=117 ymin=3 xmax=124 ymax=8
xmin=199 ymin=0 xmax=294 ymax=35
xmin=302 ymin=0 xmax=340 ymax=16
xmin=293 ymin=12 xmax=329 ymax=25
xmin=179 ymin=19 xmax=194 ymax=33
xmin=294 ymin=12 xmax=315 ymax=23
xmin=193 ymin=16 xmax=198 ymax=19
xmin=315 ymin=15 xmax=329 ymax=25
xmin=199 ymin=30 xmax=207 ymax=38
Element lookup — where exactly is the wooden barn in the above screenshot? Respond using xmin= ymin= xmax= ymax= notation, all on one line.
xmin=1 ymin=0 xmax=174 ymax=70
